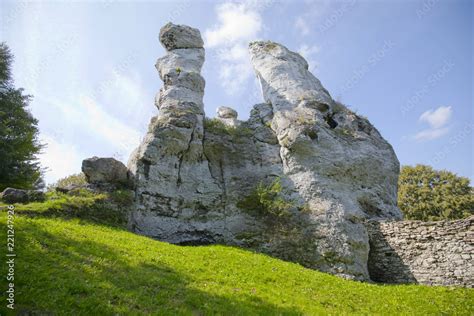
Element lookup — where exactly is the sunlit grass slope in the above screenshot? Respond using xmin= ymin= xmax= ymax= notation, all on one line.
xmin=0 ymin=198 xmax=473 ymax=315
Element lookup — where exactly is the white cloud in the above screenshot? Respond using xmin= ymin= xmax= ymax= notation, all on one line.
xmin=205 ymin=2 xmax=262 ymax=48
xmin=79 ymin=96 xmax=142 ymax=152
xmin=295 ymin=16 xmax=310 ymax=36
xmin=293 ymin=1 xmax=333 ymax=37
xmin=35 ymin=71 xmax=149 ymax=184
xmin=419 ymin=106 xmax=452 ymax=128
xmin=5 ymin=3 xmax=153 ymax=185
xmin=44 ymin=94 xmax=143 ymax=155
xmin=204 ymin=1 xmax=264 ymax=95
xmin=414 ymin=127 xmax=450 ymax=141
xmin=298 ymin=44 xmax=320 ymax=71
xmin=414 ymin=106 xmax=453 ymax=141
xmin=98 ymin=70 xmax=155 ymax=132
xmin=298 ymin=44 xmax=320 ymax=57
xmin=39 ymin=135 xmax=83 ymax=184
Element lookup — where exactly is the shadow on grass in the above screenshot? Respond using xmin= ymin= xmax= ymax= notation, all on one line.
xmin=0 ymin=197 xmax=129 ymax=230
xmin=1 ymin=220 xmax=302 ymax=315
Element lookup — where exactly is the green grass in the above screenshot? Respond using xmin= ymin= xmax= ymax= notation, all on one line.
xmin=1 ymin=190 xmax=131 ymax=228
xmin=0 ymin=201 xmax=473 ymax=315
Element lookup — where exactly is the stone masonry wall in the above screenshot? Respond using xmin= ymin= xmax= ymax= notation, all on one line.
xmin=366 ymin=216 xmax=473 ymax=287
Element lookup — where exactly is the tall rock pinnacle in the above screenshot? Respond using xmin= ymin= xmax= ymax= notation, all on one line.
xmin=249 ymin=41 xmax=401 ymax=279
xmin=128 ymin=23 xmax=222 ymax=242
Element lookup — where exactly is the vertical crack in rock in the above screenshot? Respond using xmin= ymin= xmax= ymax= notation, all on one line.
xmin=177 ymin=127 xmax=195 ymax=187
xmin=218 ymin=160 xmax=227 ymax=210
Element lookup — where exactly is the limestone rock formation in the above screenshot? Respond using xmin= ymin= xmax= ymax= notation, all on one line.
xmin=127 ymin=23 xmax=402 ymax=281
xmin=159 ymin=22 xmax=204 ymax=50
xmin=248 ymin=41 xmax=402 ymax=279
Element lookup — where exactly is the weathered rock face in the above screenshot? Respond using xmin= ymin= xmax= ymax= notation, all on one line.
xmin=82 ymin=157 xmax=131 ymax=187
xmin=159 ymin=22 xmax=204 ymax=50
xmin=128 ymin=23 xmax=402 ymax=281
xmin=248 ymin=41 xmax=402 ymax=279
xmin=128 ymin=23 xmax=224 ymax=244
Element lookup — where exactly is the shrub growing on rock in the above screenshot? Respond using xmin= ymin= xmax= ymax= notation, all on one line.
xmin=237 ymin=178 xmax=294 ymax=220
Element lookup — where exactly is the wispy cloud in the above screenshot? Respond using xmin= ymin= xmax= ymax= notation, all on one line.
xmin=295 ymin=16 xmax=310 ymax=36
xmin=204 ymin=1 xmax=264 ymax=95
xmin=294 ymin=1 xmax=356 ymax=74
xmin=414 ymin=127 xmax=450 ymax=141
xmin=39 ymin=135 xmax=84 ymax=184
xmin=298 ymin=44 xmax=320 ymax=71
xmin=414 ymin=106 xmax=452 ymax=141
xmin=35 ymin=69 xmax=150 ymax=184
xmin=293 ymin=0 xmax=355 ymax=38
xmin=205 ymin=2 xmax=262 ymax=48
xmin=419 ymin=105 xmax=452 ymax=129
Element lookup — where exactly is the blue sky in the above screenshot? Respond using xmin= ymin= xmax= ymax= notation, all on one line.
xmin=1 ymin=0 xmax=472 ymax=184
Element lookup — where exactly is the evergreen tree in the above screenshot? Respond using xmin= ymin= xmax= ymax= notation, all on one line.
xmin=0 ymin=42 xmax=43 ymax=191
xmin=398 ymin=165 xmax=474 ymax=221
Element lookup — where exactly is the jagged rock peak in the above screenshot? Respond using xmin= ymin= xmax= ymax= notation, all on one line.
xmin=159 ymin=22 xmax=204 ymax=51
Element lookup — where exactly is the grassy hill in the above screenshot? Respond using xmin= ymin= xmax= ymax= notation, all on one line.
xmin=0 ymin=192 xmax=473 ymax=315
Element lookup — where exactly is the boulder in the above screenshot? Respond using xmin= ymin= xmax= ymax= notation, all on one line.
xmin=1 ymin=188 xmax=45 ymax=204
xmin=217 ymin=106 xmax=238 ymax=119
xmin=55 ymin=184 xmax=85 ymax=194
xmin=159 ymin=22 xmax=204 ymax=51
xmin=216 ymin=106 xmax=239 ymax=127
xmin=82 ymin=157 xmax=131 ymax=187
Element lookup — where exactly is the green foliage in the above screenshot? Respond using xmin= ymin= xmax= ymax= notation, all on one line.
xmin=0 ymin=42 xmax=43 ymax=190
xmin=296 ymin=114 xmax=315 ymax=126
xmin=398 ymin=165 xmax=474 ymax=221
xmin=109 ymin=189 xmax=134 ymax=206
xmin=0 ymin=189 xmax=130 ymax=227
xmin=175 ymin=67 xmax=181 ymax=74
xmin=0 ymin=42 xmax=12 ymax=84
xmin=335 ymin=127 xmax=355 ymax=138
xmin=0 ymin=212 xmax=472 ymax=314
xmin=204 ymin=118 xmax=253 ymax=139
xmin=332 ymin=101 xmax=346 ymax=114
xmin=263 ymin=41 xmax=278 ymax=51
xmin=237 ymin=178 xmax=293 ymax=219
xmin=48 ymin=173 xmax=87 ymax=191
